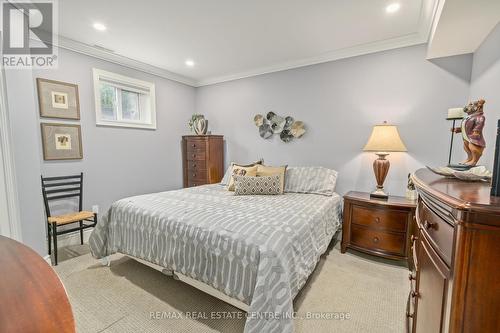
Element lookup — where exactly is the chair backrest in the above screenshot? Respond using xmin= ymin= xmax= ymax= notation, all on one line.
xmin=41 ymin=173 xmax=83 ymax=218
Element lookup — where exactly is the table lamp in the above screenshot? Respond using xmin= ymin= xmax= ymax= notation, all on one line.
xmin=363 ymin=121 xmax=407 ymax=199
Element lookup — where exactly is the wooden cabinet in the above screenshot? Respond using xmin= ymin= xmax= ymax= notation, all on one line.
xmin=182 ymin=135 xmax=224 ymax=188
xmin=341 ymin=191 xmax=416 ymax=266
xmin=410 ymin=169 xmax=500 ymax=333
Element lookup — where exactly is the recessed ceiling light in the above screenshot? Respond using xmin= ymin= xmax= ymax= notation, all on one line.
xmin=386 ymin=3 xmax=401 ymax=14
xmin=185 ymin=59 xmax=195 ymax=67
xmin=93 ymin=22 xmax=107 ymax=31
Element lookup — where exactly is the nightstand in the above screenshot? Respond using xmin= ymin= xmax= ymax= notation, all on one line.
xmin=341 ymin=191 xmax=416 ymax=267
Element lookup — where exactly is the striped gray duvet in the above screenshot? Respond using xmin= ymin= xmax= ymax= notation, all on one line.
xmin=89 ymin=184 xmax=341 ymax=332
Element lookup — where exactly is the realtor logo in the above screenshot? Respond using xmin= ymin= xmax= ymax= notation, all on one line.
xmin=1 ymin=0 xmax=58 ymax=68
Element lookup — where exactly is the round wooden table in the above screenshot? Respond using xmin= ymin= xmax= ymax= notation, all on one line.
xmin=0 ymin=235 xmax=75 ymax=332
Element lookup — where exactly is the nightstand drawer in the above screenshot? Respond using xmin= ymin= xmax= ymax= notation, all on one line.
xmin=350 ymin=225 xmax=406 ymax=255
xmin=351 ymin=205 xmax=408 ymax=232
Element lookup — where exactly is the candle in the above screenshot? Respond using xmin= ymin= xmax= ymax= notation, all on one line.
xmin=447 ymin=107 xmax=465 ymax=120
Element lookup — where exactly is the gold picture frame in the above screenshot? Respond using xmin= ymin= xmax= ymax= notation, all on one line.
xmin=41 ymin=123 xmax=83 ymax=160
xmin=37 ymin=78 xmax=80 ymax=120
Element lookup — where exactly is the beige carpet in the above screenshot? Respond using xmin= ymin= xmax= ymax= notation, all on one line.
xmin=53 ymin=240 xmax=409 ymax=333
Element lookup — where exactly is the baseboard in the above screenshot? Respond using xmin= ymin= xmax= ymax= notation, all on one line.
xmin=45 ymin=228 xmax=93 ymax=256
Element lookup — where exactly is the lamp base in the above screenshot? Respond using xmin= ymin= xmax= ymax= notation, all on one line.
xmin=371 ymin=153 xmax=390 ymax=200
xmin=370 ymin=188 xmax=389 ymax=200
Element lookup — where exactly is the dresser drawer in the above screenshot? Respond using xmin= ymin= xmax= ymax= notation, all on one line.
xmin=350 ymin=225 xmax=406 ymax=256
xmin=187 ymin=180 xmax=207 ymax=187
xmin=187 ymin=170 xmax=207 ymax=182
xmin=351 ymin=205 xmax=408 ymax=233
xmin=186 ymin=140 xmax=207 ymax=153
xmin=417 ymin=199 xmax=454 ymax=266
xmin=187 ymin=160 xmax=206 ymax=170
xmin=186 ymin=151 xmax=206 ymax=161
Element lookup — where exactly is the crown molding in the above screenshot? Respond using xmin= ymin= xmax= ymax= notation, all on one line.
xmin=57 ymin=36 xmax=198 ymax=87
xmin=196 ymin=33 xmax=427 ymax=86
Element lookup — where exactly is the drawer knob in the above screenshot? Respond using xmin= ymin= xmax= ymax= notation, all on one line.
xmin=373 ymin=236 xmax=379 ymax=243
xmin=193 ymin=163 xmax=197 ymax=167
xmin=192 ymin=144 xmax=196 ymax=147
xmin=192 ymin=154 xmax=196 ymax=158
xmin=192 ymin=173 xmax=196 ymax=177
xmin=410 ymin=291 xmax=419 ymax=298
xmin=424 ymin=220 xmax=435 ymax=230
xmin=408 ymin=273 xmax=416 ymax=281
xmin=374 ymin=217 xmax=380 ymax=224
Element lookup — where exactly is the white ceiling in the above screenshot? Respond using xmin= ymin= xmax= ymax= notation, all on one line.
xmin=427 ymin=0 xmax=500 ymax=59
xmin=58 ymin=0 xmax=439 ymax=86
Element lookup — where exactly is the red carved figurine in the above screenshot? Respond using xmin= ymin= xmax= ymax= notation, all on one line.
xmin=451 ymin=99 xmax=486 ymax=166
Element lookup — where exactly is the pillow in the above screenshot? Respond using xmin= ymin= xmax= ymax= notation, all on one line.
xmin=220 ymin=159 xmax=263 ymax=186
xmin=256 ymin=165 xmax=287 ymax=194
xmin=284 ymin=166 xmax=338 ymax=196
xmin=227 ymin=165 xmax=258 ymax=191
xmin=233 ymin=175 xmax=281 ymax=196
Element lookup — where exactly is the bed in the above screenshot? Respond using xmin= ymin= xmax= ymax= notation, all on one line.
xmin=89 ymin=183 xmax=342 ymax=333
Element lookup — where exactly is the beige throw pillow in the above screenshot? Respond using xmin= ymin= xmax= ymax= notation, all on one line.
xmin=227 ymin=164 xmax=258 ymax=191
xmin=256 ymin=165 xmax=287 ymax=194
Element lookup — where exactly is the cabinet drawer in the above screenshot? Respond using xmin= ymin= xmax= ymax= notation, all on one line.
xmin=187 ymin=180 xmax=207 ymax=187
xmin=417 ymin=200 xmax=454 ymax=266
xmin=187 ymin=160 xmax=206 ymax=170
xmin=186 ymin=151 xmax=206 ymax=161
xmin=350 ymin=225 xmax=406 ymax=256
xmin=351 ymin=205 xmax=408 ymax=232
xmin=186 ymin=140 xmax=207 ymax=153
xmin=187 ymin=170 xmax=207 ymax=182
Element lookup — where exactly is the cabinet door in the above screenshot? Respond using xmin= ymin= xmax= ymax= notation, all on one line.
xmin=414 ymin=235 xmax=450 ymax=333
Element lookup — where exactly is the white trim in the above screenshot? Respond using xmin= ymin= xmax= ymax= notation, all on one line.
xmin=43 ymin=228 xmax=93 ymax=264
xmin=54 ymin=228 xmax=93 ymax=248
xmin=125 ymin=254 xmax=250 ymax=312
xmin=0 ymin=66 xmax=22 ymax=241
xmin=52 ymin=1 xmax=440 ymax=87
xmin=58 ymin=36 xmax=197 ymax=87
xmin=92 ymin=68 xmax=157 ymax=130
xmin=196 ymin=33 xmax=427 ymax=86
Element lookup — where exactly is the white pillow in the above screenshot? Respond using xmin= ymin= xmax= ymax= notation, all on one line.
xmin=284 ymin=166 xmax=338 ymax=196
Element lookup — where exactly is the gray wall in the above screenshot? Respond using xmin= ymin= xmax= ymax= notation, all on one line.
xmin=195 ymin=44 xmax=472 ymax=196
xmin=6 ymin=48 xmax=195 ymax=254
xmin=469 ymin=23 xmax=500 ymax=168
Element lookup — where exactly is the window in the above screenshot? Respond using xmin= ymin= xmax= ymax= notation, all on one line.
xmin=93 ymin=68 xmax=156 ymax=129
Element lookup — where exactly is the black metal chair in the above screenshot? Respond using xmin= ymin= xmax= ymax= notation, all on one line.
xmin=41 ymin=173 xmax=97 ymax=265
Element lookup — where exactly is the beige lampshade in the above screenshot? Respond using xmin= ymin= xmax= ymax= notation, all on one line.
xmin=363 ymin=123 xmax=407 ymax=152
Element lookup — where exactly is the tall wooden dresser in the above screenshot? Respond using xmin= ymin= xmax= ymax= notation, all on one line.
xmin=409 ymin=169 xmax=500 ymax=333
xmin=182 ymin=135 xmax=224 ymax=188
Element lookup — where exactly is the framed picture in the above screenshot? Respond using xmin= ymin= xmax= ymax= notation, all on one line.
xmin=37 ymin=78 xmax=80 ymax=120
xmin=40 ymin=123 xmax=83 ymax=160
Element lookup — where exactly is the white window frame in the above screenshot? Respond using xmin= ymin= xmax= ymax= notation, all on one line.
xmin=92 ymin=68 xmax=156 ymax=129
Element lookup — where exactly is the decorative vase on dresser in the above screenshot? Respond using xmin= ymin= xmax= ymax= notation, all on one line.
xmin=182 ymin=135 xmax=224 ymax=188
xmin=408 ymin=168 xmax=500 ymax=333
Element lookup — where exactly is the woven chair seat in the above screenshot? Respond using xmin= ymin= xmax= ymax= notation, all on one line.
xmin=48 ymin=211 xmax=94 ymax=225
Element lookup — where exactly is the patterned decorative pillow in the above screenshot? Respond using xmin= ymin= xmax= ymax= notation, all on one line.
xmin=227 ymin=165 xmax=258 ymax=191
xmin=233 ymin=175 xmax=281 ymax=195
xmin=256 ymin=165 xmax=287 ymax=194
xmin=285 ymin=166 xmax=338 ymax=196
xmin=220 ymin=159 xmax=264 ymax=186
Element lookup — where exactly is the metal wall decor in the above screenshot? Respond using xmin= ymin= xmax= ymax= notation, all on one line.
xmin=254 ymin=112 xmax=305 ymax=142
